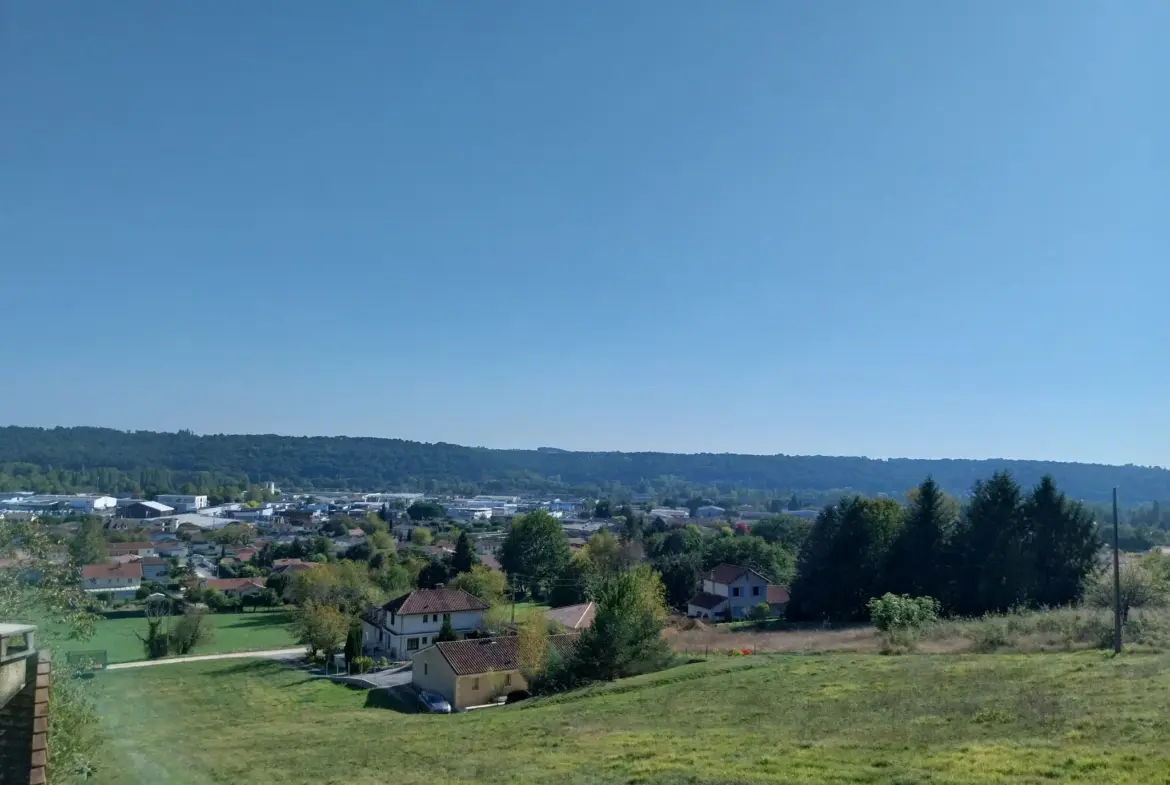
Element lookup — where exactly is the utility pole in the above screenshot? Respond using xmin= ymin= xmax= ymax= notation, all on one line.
xmin=1113 ymin=486 xmax=1122 ymax=654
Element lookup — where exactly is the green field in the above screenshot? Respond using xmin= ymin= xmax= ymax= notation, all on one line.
xmin=89 ymin=651 xmax=1170 ymax=785
xmin=61 ymin=611 xmax=297 ymax=664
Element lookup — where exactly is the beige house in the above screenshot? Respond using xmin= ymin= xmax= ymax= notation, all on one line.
xmin=411 ymin=634 xmax=579 ymax=710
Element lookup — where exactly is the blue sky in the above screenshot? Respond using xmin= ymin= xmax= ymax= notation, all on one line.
xmin=1 ymin=2 xmax=1166 ymax=465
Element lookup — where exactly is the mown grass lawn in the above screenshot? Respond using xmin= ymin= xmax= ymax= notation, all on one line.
xmin=89 ymin=650 xmax=1170 ymax=785
xmin=59 ymin=610 xmax=297 ymax=664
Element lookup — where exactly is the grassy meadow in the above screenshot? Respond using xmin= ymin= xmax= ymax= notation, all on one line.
xmin=58 ymin=610 xmax=297 ymax=664
xmin=89 ymin=650 xmax=1170 ymax=785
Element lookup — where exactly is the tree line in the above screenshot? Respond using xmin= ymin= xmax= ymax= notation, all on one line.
xmin=787 ymin=474 xmax=1101 ymax=621
xmin=4 ymin=425 xmax=1170 ymax=503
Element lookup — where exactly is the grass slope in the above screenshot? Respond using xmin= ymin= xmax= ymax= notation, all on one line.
xmin=60 ymin=611 xmax=296 ymax=664
xmin=91 ymin=651 xmax=1170 ymax=785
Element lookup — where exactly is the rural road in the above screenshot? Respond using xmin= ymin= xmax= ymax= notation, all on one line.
xmin=106 ymin=647 xmax=305 ymax=669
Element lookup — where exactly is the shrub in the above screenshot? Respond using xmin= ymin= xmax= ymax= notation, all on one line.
xmin=867 ymin=594 xmax=940 ymax=632
xmin=747 ymin=603 xmax=772 ymax=623
xmin=351 ymin=656 xmax=374 ymax=674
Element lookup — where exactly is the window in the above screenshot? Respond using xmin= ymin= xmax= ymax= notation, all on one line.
xmin=504 ymin=673 xmax=512 ymax=687
xmin=472 ymin=677 xmax=480 ymax=690
xmin=732 ymin=587 xmax=741 ymax=597
xmin=406 ymin=637 xmax=420 ymax=651
xmin=423 ymin=663 xmax=428 ymax=675
xmin=752 ymin=586 xmax=760 ymax=597
xmin=421 ymin=637 xmax=428 ymax=644
xmin=443 ymin=613 xmax=450 ymax=623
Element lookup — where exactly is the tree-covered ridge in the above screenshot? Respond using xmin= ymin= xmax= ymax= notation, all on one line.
xmin=1 ymin=425 xmax=1168 ymax=503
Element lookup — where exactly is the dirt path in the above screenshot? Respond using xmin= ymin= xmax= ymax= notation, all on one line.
xmin=106 ymin=647 xmax=305 ymax=669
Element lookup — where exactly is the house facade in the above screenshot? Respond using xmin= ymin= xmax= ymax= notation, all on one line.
xmin=361 ymin=588 xmax=488 ymax=660
xmin=687 ymin=563 xmax=775 ymax=620
xmin=81 ymin=562 xmax=142 ymax=598
xmin=140 ymin=557 xmax=171 ymax=582
xmin=412 ymin=634 xmax=579 ymax=710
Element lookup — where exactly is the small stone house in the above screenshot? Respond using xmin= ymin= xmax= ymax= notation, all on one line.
xmin=412 ymin=633 xmax=579 ymax=710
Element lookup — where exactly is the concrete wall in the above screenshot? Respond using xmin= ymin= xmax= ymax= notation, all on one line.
xmin=0 ymin=651 xmax=50 ymax=785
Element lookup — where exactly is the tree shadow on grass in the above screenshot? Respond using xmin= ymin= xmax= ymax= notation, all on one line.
xmin=202 ymin=660 xmax=288 ymax=678
xmin=365 ymin=685 xmax=420 ymax=714
xmin=219 ymin=614 xmax=293 ymax=629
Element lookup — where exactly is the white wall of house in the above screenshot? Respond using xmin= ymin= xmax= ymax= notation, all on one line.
xmin=362 ymin=609 xmax=484 ymax=659
xmin=724 ymin=574 xmax=770 ymax=618
xmin=142 ymin=564 xmax=170 ymax=581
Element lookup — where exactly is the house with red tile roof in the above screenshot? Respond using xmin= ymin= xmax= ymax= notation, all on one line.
xmin=81 ymin=561 xmax=142 ymax=599
xmin=200 ymin=578 xmax=266 ymax=598
xmin=686 ymin=563 xmax=786 ymax=621
xmin=412 ymin=634 xmax=579 ymax=710
xmin=360 ymin=587 xmax=489 ymax=661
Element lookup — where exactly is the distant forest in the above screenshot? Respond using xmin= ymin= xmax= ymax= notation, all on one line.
xmin=0 ymin=425 xmax=1168 ymax=506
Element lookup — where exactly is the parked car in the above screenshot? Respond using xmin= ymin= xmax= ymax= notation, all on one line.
xmin=416 ymin=690 xmax=451 ymax=714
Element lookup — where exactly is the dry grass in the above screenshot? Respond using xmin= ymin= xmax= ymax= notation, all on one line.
xmin=665 ymin=607 xmax=1170 ymax=656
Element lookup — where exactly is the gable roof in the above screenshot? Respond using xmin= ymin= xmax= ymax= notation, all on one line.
xmin=429 ymin=633 xmax=580 ymax=676
xmin=107 ymin=541 xmax=154 ymax=552
xmin=203 ymin=578 xmax=265 ymax=592
xmin=704 ymin=563 xmax=770 ymax=585
xmin=545 ymin=602 xmax=596 ymax=631
xmin=767 ymin=585 xmax=790 ymax=604
xmin=687 ymin=591 xmax=727 ymax=610
xmin=382 ymin=587 xmax=489 ymax=616
xmin=140 ymin=557 xmax=169 ymax=566
xmin=81 ymin=562 xmax=143 ymax=580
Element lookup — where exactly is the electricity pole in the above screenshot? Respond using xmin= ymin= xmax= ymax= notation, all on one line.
xmin=1113 ymin=486 xmax=1122 ymax=654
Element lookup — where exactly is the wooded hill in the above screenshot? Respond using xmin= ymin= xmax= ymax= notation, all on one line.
xmin=0 ymin=425 xmax=1166 ymax=504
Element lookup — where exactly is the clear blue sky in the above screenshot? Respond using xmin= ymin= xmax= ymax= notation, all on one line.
xmin=1 ymin=2 xmax=1166 ymax=465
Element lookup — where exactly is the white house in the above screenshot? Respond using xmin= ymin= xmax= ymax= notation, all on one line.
xmin=155 ymin=494 xmax=209 ymax=513
xmin=360 ymin=587 xmax=489 ymax=661
xmin=687 ymin=563 xmax=774 ymax=620
xmin=81 ymin=562 xmax=142 ymax=598
xmin=140 ymin=557 xmax=171 ymax=582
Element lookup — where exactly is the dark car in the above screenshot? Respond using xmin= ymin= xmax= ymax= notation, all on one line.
xmin=416 ymin=690 xmax=452 ymax=714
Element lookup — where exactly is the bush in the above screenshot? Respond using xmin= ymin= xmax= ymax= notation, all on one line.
xmin=747 ymin=603 xmax=772 ymax=623
xmin=867 ymin=594 xmax=940 ymax=632
xmin=351 ymin=656 xmax=373 ymax=674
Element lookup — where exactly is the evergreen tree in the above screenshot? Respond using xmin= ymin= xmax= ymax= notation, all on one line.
xmin=452 ymin=531 xmax=476 ymax=574
xmin=786 ymin=504 xmax=843 ymax=621
xmin=830 ymin=497 xmax=903 ymax=620
xmin=1024 ymin=475 xmax=1100 ymax=607
xmin=436 ymin=614 xmax=458 ymax=642
xmin=952 ymin=472 xmax=1029 ymax=615
xmin=568 ymin=566 xmax=670 ymax=681
xmin=885 ymin=477 xmax=955 ymax=601
xmin=787 ymin=493 xmax=800 ymax=511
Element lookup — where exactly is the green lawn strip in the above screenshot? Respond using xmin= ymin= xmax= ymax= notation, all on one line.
xmin=57 ymin=611 xmax=297 ymax=664
xmin=88 ymin=651 xmax=1170 ymax=785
